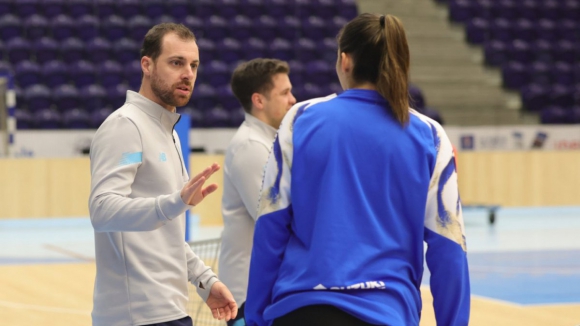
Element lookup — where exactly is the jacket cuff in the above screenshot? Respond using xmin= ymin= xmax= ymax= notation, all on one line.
xmin=156 ymin=191 xmax=192 ymax=221
xmin=195 ymin=272 xmax=219 ymax=301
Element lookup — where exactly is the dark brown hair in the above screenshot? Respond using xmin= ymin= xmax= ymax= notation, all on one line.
xmin=140 ymin=23 xmax=196 ymax=61
xmin=230 ymin=58 xmax=290 ymax=113
xmin=337 ymin=13 xmax=410 ymax=124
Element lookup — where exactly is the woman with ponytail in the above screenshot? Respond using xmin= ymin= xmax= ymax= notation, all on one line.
xmin=245 ymin=13 xmax=470 ymax=326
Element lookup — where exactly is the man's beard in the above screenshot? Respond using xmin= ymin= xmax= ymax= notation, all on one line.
xmin=151 ymin=71 xmax=192 ymax=108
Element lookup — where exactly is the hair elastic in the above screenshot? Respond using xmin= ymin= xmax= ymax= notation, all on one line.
xmin=379 ymin=15 xmax=385 ymax=27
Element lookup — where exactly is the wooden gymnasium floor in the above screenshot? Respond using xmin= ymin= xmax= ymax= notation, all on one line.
xmin=1 ymin=208 xmax=579 ymax=326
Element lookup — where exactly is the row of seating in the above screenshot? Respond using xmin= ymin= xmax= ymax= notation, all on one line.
xmin=502 ymin=61 xmax=580 ymax=90
xmin=449 ymin=0 xmax=580 ymax=23
xmin=466 ymin=18 xmax=580 ymax=45
xmin=0 ymin=0 xmax=358 ymax=20
xmin=0 ymin=14 xmax=352 ymax=43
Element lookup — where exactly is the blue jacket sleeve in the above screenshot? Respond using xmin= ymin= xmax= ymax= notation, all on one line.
xmin=421 ymin=118 xmax=470 ymax=326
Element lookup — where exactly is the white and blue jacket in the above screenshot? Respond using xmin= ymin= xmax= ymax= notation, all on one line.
xmin=245 ymin=89 xmax=470 ymax=326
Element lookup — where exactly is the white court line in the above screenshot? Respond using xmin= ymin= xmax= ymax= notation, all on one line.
xmin=42 ymin=244 xmax=94 ymax=262
xmin=0 ymin=300 xmax=90 ymax=315
xmin=420 ymin=286 xmax=523 ymax=307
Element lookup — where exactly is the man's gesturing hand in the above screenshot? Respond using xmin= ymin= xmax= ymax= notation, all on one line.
xmin=181 ymin=163 xmax=220 ymax=206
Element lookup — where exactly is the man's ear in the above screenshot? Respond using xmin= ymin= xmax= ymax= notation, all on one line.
xmin=251 ymin=92 xmax=264 ymax=111
xmin=141 ymin=57 xmax=152 ymax=76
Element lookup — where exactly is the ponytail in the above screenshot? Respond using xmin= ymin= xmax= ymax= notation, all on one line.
xmin=377 ymin=15 xmax=410 ymax=125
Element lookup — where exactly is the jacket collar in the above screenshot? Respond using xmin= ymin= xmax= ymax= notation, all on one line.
xmin=125 ymin=91 xmax=181 ymax=131
xmin=244 ymin=112 xmax=277 ymax=138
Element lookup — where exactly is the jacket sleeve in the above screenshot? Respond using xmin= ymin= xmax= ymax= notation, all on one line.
xmin=244 ymin=104 xmax=302 ymax=326
xmin=89 ymin=115 xmax=191 ymax=232
xmin=423 ymin=120 xmax=470 ymax=326
xmin=184 ymin=242 xmax=219 ymax=301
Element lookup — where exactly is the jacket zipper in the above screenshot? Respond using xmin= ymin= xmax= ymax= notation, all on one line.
xmin=172 ymin=116 xmax=185 ymax=176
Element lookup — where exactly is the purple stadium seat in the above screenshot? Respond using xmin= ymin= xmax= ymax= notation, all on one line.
xmin=14 ymin=109 xmax=34 ymax=129
xmin=327 ymin=82 xmax=343 ymax=96
xmin=190 ymin=84 xmax=217 ymax=111
xmin=491 ymin=0 xmax=517 ymax=21
xmin=304 ymin=60 xmax=333 ymax=85
xmin=513 ymin=19 xmax=535 ymax=43
xmin=278 ymin=16 xmax=300 ymax=41
xmin=36 ymin=108 xmax=62 ymax=129
xmin=302 ymin=83 xmax=326 ymax=99
xmin=6 ymin=38 xmax=32 ymax=65
xmin=230 ymin=15 xmax=253 ymax=41
xmin=536 ymin=19 xmax=557 ymax=41
xmin=563 ymin=1 xmax=580 ymax=21
xmin=568 ymin=107 xmax=580 ymax=124
xmin=337 ymin=0 xmax=358 ymax=20
xmin=15 ymin=61 xmax=41 ymax=88
xmin=229 ymin=107 xmax=245 ymax=126
xmin=553 ymin=40 xmax=576 ymax=64
xmin=302 ymin=16 xmax=327 ymax=41
xmin=143 ymin=0 xmax=166 ymax=19
xmin=95 ymin=0 xmax=116 ymax=19
xmin=540 ymin=106 xmax=567 ymax=124
xmin=552 ymin=62 xmax=574 ymax=86
xmin=502 ymin=61 xmax=528 ymax=90
xmin=267 ymin=0 xmax=292 ymax=20
xmin=113 ymin=38 xmax=140 ymax=64
xmin=269 ymin=38 xmax=293 ymax=61
xmin=541 ymin=1 xmax=562 ymax=21
xmin=0 ymin=61 xmax=12 ymax=74
xmin=116 ymin=0 xmax=142 ymax=17
xmin=70 ymin=60 xmax=97 ymax=88
xmin=558 ymin=20 xmax=578 ymax=42
xmin=77 ymin=15 xmax=99 ymax=41
xmin=203 ymin=61 xmax=230 ymax=88
xmin=34 ymin=37 xmax=59 ymax=64
xmin=90 ymin=107 xmax=114 ymax=128
xmin=68 ymin=0 xmax=93 ymax=17
xmin=127 ymin=16 xmax=152 ymax=42
xmin=51 ymin=14 xmax=75 ymax=41
xmin=216 ymin=85 xmax=239 ymax=111
xmin=204 ymin=107 xmax=231 ymax=128
xmin=489 ymin=18 xmax=512 ymax=43
xmin=329 ymin=16 xmax=348 ymax=38
xmin=101 ymin=15 xmax=127 ymax=42
xmin=521 ymin=84 xmax=549 ymax=111
xmin=507 ymin=40 xmax=532 ymax=64
xmin=313 ymin=0 xmax=339 ymax=19
xmin=204 ymin=16 xmax=228 ymax=40
xmin=449 ymin=0 xmax=471 ymax=23
xmin=60 ymin=38 xmax=85 ymax=63
xmin=288 ymin=60 xmax=304 ymax=86
xmin=194 ymin=0 xmax=215 ymax=18
xmin=532 ymin=40 xmax=553 ymax=64
xmin=167 ymin=0 xmax=190 ymax=21
xmin=296 ymin=38 xmax=318 ymax=62
xmin=153 ymin=15 xmax=174 ymax=25
xmin=42 ymin=0 xmax=65 ymax=18
xmin=62 ymin=108 xmax=90 ymax=129
xmin=79 ymin=84 xmax=107 ymax=112
xmin=549 ymin=85 xmax=574 ymax=108
xmin=0 ymin=15 xmax=23 ymax=41
xmin=24 ymin=84 xmax=52 ymax=112
xmin=530 ymin=61 xmax=551 ymax=85
xmin=53 ymin=84 xmax=80 ymax=111
xmin=197 ymin=38 xmax=216 ymax=60
xmin=177 ymin=106 xmax=204 ymax=128
xmin=216 ymin=38 xmax=242 ymax=64
xmin=239 ymin=0 xmax=265 ymax=19
xmin=24 ymin=14 xmax=49 ymax=41
xmin=254 ymin=15 xmax=277 ymax=42
xmin=15 ymin=0 xmax=39 ymax=18
xmin=321 ymin=37 xmax=338 ymax=62
xmin=86 ymin=37 xmax=112 ymax=63
xmin=466 ymin=17 xmax=489 ymax=45
xmin=41 ymin=60 xmax=69 ymax=88
xmin=106 ymin=84 xmax=129 ymax=109
xmin=0 ymin=0 xmax=12 ymax=17
xmin=182 ymin=16 xmax=204 ymax=37
xmin=216 ymin=0 xmax=240 ymax=19
xmin=124 ymin=61 xmax=142 ymax=91
xmin=99 ymin=60 xmax=124 ymax=87
xmin=243 ymin=38 xmax=267 ymax=60
xmin=470 ymin=0 xmax=492 ymax=20
xmin=520 ymin=0 xmax=539 ymax=21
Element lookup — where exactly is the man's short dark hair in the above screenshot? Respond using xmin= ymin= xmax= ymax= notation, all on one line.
xmin=230 ymin=58 xmax=290 ymax=113
xmin=140 ymin=23 xmax=196 ymax=62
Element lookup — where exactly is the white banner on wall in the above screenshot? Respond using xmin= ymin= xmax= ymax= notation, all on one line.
xmin=4 ymin=125 xmax=580 ymax=158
